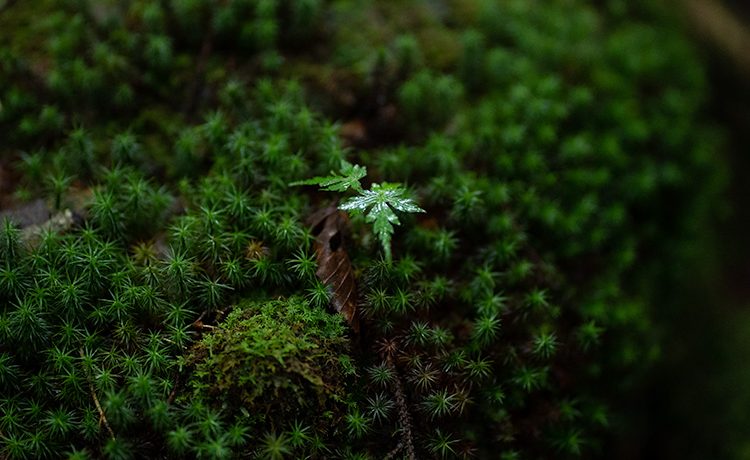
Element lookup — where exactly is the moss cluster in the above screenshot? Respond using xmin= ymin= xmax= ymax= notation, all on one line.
xmin=0 ymin=74 xmax=353 ymax=458
xmin=184 ymin=297 xmax=352 ymax=426
xmin=0 ymin=0 xmax=726 ymax=459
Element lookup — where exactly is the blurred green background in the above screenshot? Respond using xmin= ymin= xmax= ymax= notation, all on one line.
xmin=631 ymin=2 xmax=750 ymax=457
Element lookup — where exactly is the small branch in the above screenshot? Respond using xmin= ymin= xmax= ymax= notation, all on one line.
xmin=167 ymin=373 xmax=181 ymax=405
xmin=191 ymin=310 xmax=217 ymax=331
xmin=384 ymin=440 xmax=404 ymax=460
xmin=80 ymin=349 xmax=115 ymax=440
xmin=386 ymin=353 xmax=416 ymax=460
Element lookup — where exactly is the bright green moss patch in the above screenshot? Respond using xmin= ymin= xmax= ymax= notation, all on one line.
xmin=185 ymin=297 xmax=351 ymax=423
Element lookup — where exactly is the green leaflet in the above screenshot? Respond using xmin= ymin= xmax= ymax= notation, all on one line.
xmin=293 ymin=165 xmax=425 ymax=262
xmin=290 ymin=160 xmax=367 ymax=193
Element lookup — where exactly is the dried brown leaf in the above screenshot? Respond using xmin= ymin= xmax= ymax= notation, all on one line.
xmin=308 ymin=206 xmax=359 ymax=332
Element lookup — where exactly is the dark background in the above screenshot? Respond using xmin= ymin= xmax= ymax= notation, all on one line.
xmin=632 ymin=2 xmax=750 ymax=458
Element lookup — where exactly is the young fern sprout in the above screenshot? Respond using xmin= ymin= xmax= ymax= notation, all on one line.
xmin=292 ymin=160 xmax=425 ymax=262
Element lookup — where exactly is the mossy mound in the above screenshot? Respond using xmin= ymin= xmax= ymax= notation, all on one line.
xmin=184 ymin=297 xmax=352 ymax=426
xmin=0 ymin=0 xmax=729 ymax=459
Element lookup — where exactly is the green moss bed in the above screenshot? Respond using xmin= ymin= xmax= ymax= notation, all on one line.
xmin=0 ymin=0 xmax=727 ymax=458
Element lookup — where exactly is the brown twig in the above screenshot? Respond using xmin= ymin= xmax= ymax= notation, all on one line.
xmin=385 ymin=353 xmax=416 ymax=460
xmin=80 ymin=349 xmax=115 ymax=440
xmin=167 ymin=373 xmax=181 ymax=405
xmin=384 ymin=440 xmax=405 ymax=460
xmin=191 ymin=310 xmax=218 ymax=331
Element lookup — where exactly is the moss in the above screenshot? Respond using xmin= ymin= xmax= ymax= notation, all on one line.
xmin=0 ymin=0 xmax=732 ymax=458
xmin=184 ymin=297 xmax=351 ymax=426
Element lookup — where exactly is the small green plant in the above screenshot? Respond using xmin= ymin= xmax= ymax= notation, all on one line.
xmin=292 ymin=160 xmax=424 ymax=262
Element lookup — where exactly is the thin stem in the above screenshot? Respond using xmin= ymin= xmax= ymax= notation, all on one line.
xmin=385 ymin=353 xmax=415 ymax=460
xmin=80 ymin=348 xmax=115 ymax=440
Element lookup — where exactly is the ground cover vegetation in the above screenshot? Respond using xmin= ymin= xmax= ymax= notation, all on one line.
xmin=0 ymin=0 xmax=725 ymax=458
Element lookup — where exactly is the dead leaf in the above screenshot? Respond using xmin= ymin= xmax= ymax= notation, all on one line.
xmin=308 ymin=206 xmax=359 ymax=332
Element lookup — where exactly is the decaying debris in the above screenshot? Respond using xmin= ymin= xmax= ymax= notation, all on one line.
xmin=0 ymin=189 xmax=92 ymax=246
xmin=308 ymin=205 xmax=359 ymax=332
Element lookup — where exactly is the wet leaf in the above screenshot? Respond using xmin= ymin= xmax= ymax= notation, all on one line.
xmin=339 ymin=182 xmax=425 ymax=262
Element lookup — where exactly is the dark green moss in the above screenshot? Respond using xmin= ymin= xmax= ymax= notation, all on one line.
xmin=0 ymin=0 xmax=730 ymax=458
